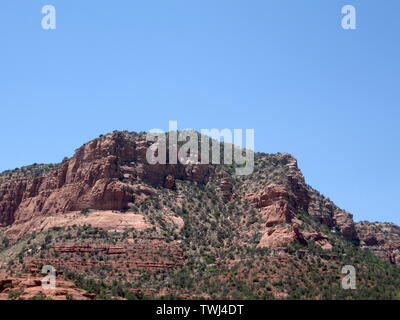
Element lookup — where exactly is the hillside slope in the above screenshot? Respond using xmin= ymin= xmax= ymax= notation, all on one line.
xmin=0 ymin=131 xmax=399 ymax=300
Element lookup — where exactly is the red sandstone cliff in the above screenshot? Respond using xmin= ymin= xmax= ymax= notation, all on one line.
xmin=0 ymin=132 xmax=212 ymax=228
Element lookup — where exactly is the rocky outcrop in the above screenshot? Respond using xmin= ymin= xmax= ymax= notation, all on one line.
xmin=254 ymin=156 xmax=357 ymax=242
xmin=0 ymin=273 xmax=95 ymax=300
xmin=0 ymin=132 xmax=213 ymax=230
xmin=307 ymin=188 xmax=358 ymax=242
xmin=257 ymin=221 xmax=332 ymax=250
xmin=302 ymin=231 xmax=333 ymax=250
xmin=258 ymin=224 xmax=306 ymax=248
xmin=0 ymin=180 xmax=27 ymax=226
xmin=356 ymin=222 xmax=400 ymax=265
xmin=245 ymin=185 xmax=299 ymax=227
xmin=243 ymin=153 xmax=357 ymax=248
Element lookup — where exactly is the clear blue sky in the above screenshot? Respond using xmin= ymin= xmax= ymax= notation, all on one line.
xmin=1 ymin=1 xmax=399 ymax=224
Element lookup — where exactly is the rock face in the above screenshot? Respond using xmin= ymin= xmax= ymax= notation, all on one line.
xmin=246 ymin=185 xmax=303 ymax=227
xmin=308 ymin=191 xmax=358 ymax=242
xmin=242 ymin=153 xmax=358 ymax=246
xmin=302 ymin=231 xmax=333 ymax=250
xmin=258 ymin=224 xmax=306 ymax=248
xmin=0 ymin=132 xmax=213 ymax=228
xmin=356 ymin=222 xmax=400 ymax=265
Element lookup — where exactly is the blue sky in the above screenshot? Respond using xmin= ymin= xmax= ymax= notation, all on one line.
xmin=1 ymin=1 xmax=399 ymax=224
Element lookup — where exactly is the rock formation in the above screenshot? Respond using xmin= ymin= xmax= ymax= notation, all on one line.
xmin=0 ymin=131 xmax=213 ymax=230
xmin=0 ymin=131 xmax=400 ymax=280
xmin=356 ymin=221 xmax=400 ymax=265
